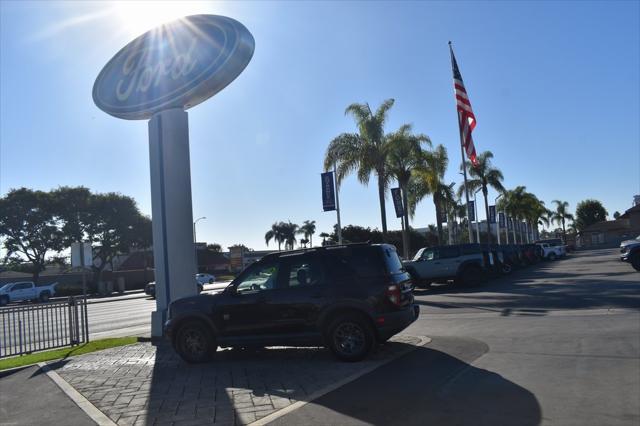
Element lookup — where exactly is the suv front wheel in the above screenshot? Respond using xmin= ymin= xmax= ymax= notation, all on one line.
xmin=326 ymin=314 xmax=374 ymax=362
xmin=174 ymin=320 xmax=217 ymax=363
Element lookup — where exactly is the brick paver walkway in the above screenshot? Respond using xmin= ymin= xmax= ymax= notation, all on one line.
xmin=50 ymin=336 xmax=422 ymax=426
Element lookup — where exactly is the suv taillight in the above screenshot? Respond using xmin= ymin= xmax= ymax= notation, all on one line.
xmin=386 ymin=285 xmax=402 ymax=307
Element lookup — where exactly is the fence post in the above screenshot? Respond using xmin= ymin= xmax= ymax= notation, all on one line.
xmin=18 ymin=318 xmax=23 ymax=355
xmin=82 ymin=296 xmax=89 ymax=343
xmin=68 ymin=297 xmax=75 ymax=345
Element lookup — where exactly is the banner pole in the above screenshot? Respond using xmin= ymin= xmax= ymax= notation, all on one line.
xmin=334 ymin=164 xmax=343 ymax=245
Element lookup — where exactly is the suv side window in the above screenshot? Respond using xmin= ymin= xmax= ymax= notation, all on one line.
xmin=324 ymin=247 xmax=384 ymax=279
xmin=282 ymin=254 xmax=323 ymax=288
xmin=235 ymin=261 xmax=279 ymax=294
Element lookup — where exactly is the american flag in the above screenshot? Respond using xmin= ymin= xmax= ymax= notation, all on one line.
xmin=449 ymin=43 xmax=478 ymax=166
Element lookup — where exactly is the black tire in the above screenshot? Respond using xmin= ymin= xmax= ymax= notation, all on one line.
xmin=548 ymin=252 xmax=557 ymax=261
xmin=0 ymin=296 xmax=8 ymax=306
xmin=455 ymin=265 xmax=483 ymax=286
xmin=326 ymin=314 xmax=374 ymax=362
xmin=39 ymin=292 xmax=50 ymax=303
xmin=208 ymin=278 xmax=214 ymax=284
xmin=197 ymin=284 xmax=203 ymax=293
xmin=631 ymin=252 xmax=640 ymax=272
xmin=173 ymin=320 xmax=217 ymax=363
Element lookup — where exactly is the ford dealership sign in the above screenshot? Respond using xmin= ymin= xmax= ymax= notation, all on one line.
xmin=93 ymin=15 xmax=254 ymax=120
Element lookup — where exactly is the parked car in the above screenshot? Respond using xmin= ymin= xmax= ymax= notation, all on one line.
xmin=0 ymin=281 xmax=58 ymax=306
xmin=403 ymin=244 xmax=486 ymax=287
xmin=537 ymin=243 xmax=566 ymax=260
xmin=145 ymin=280 xmax=203 ymax=298
xmin=164 ymin=243 xmax=419 ymax=363
xmin=521 ymin=244 xmax=541 ymax=265
xmin=196 ymin=273 xmax=216 ymax=284
xmin=620 ymin=235 xmax=640 ymax=271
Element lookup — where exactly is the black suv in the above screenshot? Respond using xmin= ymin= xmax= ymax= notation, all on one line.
xmin=165 ymin=243 xmax=418 ymax=363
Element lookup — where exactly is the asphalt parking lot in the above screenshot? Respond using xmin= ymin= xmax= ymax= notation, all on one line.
xmin=1 ymin=248 xmax=638 ymax=426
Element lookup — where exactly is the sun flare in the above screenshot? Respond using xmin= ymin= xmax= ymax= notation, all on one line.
xmin=112 ymin=1 xmax=211 ymax=38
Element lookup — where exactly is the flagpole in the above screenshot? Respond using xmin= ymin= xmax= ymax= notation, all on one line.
xmin=334 ymin=164 xmax=343 ymax=245
xmin=449 ymin=42 xmax=474 ymax=243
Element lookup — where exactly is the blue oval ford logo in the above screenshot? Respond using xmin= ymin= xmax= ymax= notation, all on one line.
xmin=93 ymin=15 xmax=254 ymax=120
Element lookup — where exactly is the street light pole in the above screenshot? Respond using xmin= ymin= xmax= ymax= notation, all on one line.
xmin=495 ymin=193 xmax=503 ymax=245
xmin=193 ymin=216 xmax=206 ymax=273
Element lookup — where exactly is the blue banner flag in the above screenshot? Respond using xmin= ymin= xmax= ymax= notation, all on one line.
xmin=468 ymin=201 xmax=475 ymax=222
xmin=498 ymin=212 xmax=506 ymax=228
xmin=391 ymin=188 xmax=404 ymax=218
xmin=489 ymin=205 xmax=496 ymax=223
xmin=321 ymin=172 xmax=336 ymax=211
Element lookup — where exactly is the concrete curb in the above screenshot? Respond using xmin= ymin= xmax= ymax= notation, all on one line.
xmin=248 ymin=336 xmax=432 ymax=426
xmin=38 ymin=362 xmax=117 ymax=426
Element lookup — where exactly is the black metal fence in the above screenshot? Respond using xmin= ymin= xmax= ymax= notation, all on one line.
xmin=0 ymin=296 xmax=89 ymax=358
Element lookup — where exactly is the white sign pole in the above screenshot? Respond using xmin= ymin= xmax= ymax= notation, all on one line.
xmin=148 ymin=108 xmax=197 ymax=337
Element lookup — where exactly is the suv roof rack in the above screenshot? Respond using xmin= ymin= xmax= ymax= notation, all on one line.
xmin=261 ymin=242 xmax=376 ymax=260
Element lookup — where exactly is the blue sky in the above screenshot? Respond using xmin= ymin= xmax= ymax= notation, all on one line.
xmin=1 ymin=1 xmax=639 ymax=251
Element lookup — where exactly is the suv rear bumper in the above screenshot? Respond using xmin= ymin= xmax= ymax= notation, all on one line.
xmin=376 ymin=304 xmax=419 ymax=341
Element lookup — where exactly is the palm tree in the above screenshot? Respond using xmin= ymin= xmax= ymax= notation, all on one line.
xmin=458 ymin=151 xmax=505 ymax=244
xmin=324 ymin=99 xmax=396 ymax=238
xmin=498 ymin=186 xmax=528 ymax=243
xmin=319 ymin=232 xmax=330 ymax=245
xmin=410 ymin=145 xmax=454 ymax=244
xmin=281 ymin=221 xmax=299 ymax=250
xmin=265 ymin=222 xmax=286 ymax=250
xmin=298 ymin=220 xmax=317 ymax=247
xmin=386 ymin=125 xmax=431 ymax=258
xmin=551 ymin=200 xmax=574 ymax=243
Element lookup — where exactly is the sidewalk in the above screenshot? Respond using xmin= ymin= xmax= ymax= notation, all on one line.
xmin=2 ymin=335 xmax=425 ymax=426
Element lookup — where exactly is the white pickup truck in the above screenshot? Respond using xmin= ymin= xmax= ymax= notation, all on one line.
xmin=0 ymin=281 xmax=58 ymax=306
xmin=536 ymin=243 xmax=566 ymax=261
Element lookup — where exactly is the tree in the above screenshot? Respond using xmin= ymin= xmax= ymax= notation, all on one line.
xmin=575 ymin=199 xmax=608 ymax=231
xmin=265 ymin=222 xmax=286 ymax=250
xmin=85 ymin=193 xmax=151 ymax=284
xmin=410 ymin=145 xmax=453 ymax=244
xmin=206 ymin=243 xmax=222 ymax=252
xmin=386 ymin=124 xmax=431 ymax=258
xmin=50 ymin=186 xmax=92 ymax=246
xmin=319 ymin=232 xmax=331 ymax=246
xmin=458 ymin=151 xmax=505 ymax=244
xmin=0 ymin=188 xmax=65 ymax=282
xmin=324 ymin=99 xmax=397 ymax=238
xmin=299 ymin=220 xmax=317 ymax=247
xmin=498 ymin=186 xmax=530 ymax=243
xmin=613 ymin=211 xmax=621 ymax=220
xmin=281 ymin=221 xmax=299 ymax=250
xmin=551 ymin=200 xmax=575 ymax=243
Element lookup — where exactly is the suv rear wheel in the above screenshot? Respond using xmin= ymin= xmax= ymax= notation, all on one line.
xmin=39 ymin=292 xmax=50 ymax=303
xmin=326 ymin=314 xmax=374 ymax=362
xmin=548 ymin=252 xmax=557 ymax=261
xmin=174 ymin=320 xmax=217 ymax=363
